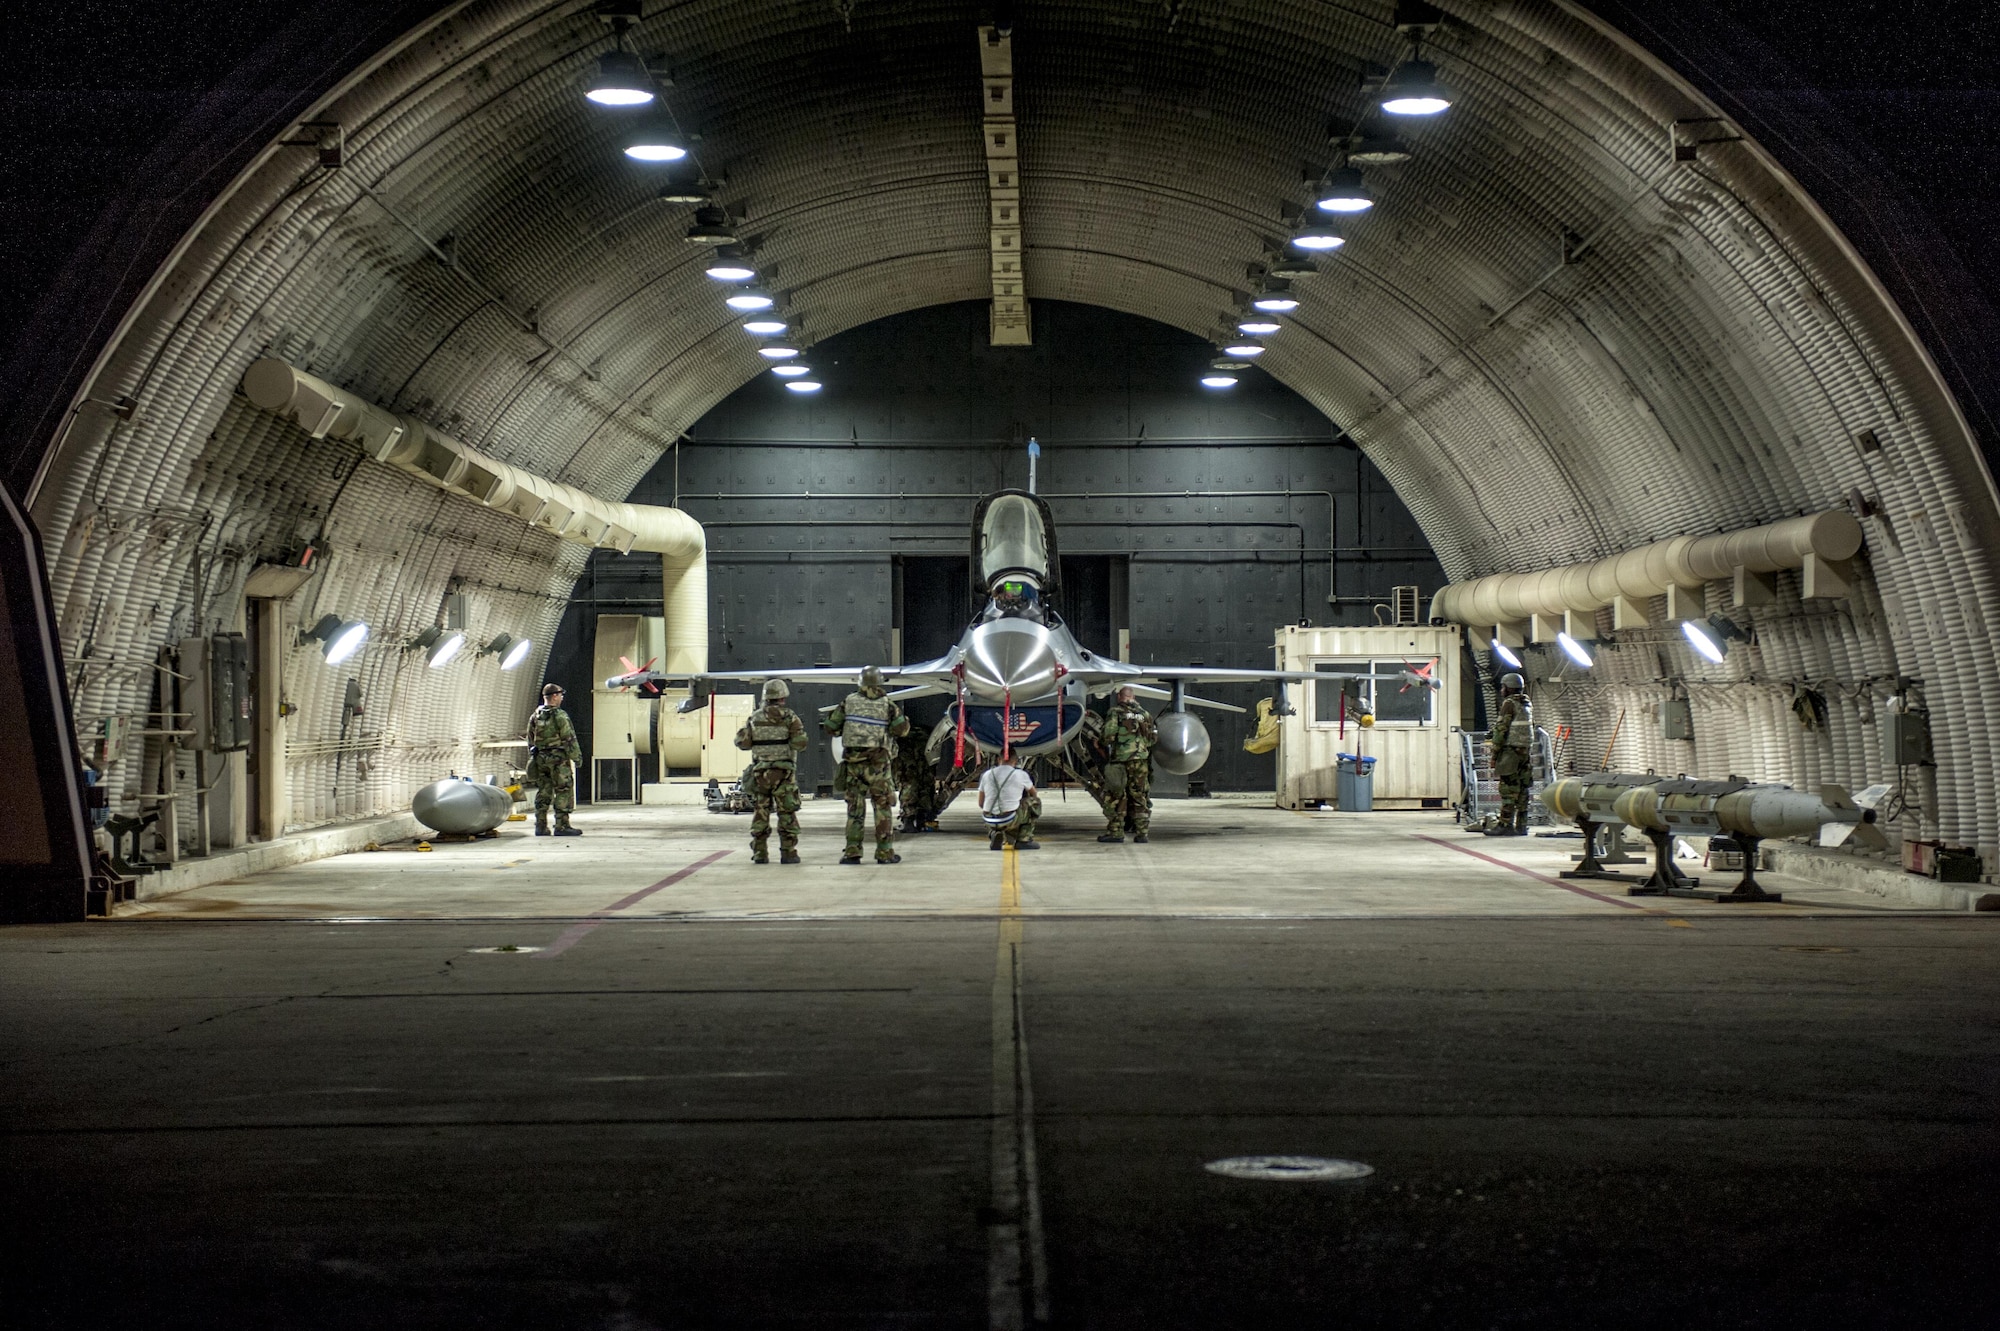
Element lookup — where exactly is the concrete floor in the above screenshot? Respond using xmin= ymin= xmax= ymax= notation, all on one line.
xmin=8 ymin=800 xmax=1997 ymax=1327
xmin=118 ymin=797 xmax=1926 ymax=921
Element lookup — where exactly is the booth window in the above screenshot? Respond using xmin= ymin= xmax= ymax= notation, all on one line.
xmin=1310 ymin=660 xmax=1433 ymax=726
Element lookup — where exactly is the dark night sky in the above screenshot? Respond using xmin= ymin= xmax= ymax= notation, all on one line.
xmin=4 ymin=1 xmax=1999 ymax=489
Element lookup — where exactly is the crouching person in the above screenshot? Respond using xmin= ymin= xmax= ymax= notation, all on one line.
xmin=978 ymin=757 xmax=1041 ymax=850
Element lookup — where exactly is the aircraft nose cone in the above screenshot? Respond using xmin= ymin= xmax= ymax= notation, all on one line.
xmin=965 ymin=620 xmax=1057 ymax=698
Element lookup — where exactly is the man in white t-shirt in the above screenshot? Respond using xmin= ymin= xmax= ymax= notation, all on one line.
xmin=977 ymin=759 xmax=1041 ymax=851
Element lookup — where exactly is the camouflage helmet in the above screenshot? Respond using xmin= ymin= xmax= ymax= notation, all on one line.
xmin=761 ymin=678 xmax=790 ymax=702
xmin=859 ymin=665 xmax=886 ymax=690
xmin=542 ymin=682 xmax=565 ymax=699
xmin=1499 ymin=672 xmax=1525 ymax=695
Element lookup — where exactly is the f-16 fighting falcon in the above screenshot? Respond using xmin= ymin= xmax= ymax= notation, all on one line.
xmin=608 ymin=468 xmax=1434 ymax=782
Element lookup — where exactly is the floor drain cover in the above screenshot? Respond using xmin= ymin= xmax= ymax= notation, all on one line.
xmin=1204 ymin=1155 xmax=1374 ymax=1182
xmin=469 ymin=946 xmax=545 ymax=954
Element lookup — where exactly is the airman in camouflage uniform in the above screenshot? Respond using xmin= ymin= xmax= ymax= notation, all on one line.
xmin=734 ymin=678 xmax=808 ymax=863
xmin=823 ymin=665 xmax=910 ymax=864
xmin=526 ymin=682 xmax=582 ymax=836
xmin=1097 ymin=685 xmax=1157 ymax=843
xmin=1485 ymin=672 xmax=1534 ymax=836
xmin=892 ymin=736 xmax=937 ymax=833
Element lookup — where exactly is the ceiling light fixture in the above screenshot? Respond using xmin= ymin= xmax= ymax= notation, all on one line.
xmin=741 ymin=318 xmax=788 ymax=335
xmin=1200 ymin=373 xmax=1240 ymax=389
xmin=301 ymin=613 xmax=370 ymax=665
xmin=704 ymin=249 xmax=756 ymax=282
xmin=757 ymin=343 xmax=801 ymax=359
xmin=621 ymin=116 xmax=686 ymax=162
xmin=771 ymin=363 xmax=813 ymax=377
xmin=1267 ymin=258 xmax=1319 ymax=281
xmin=1251 ymin=285 xmax=1301 ymax=313
xmin=1314 ymin=167 xmax=1374 ymax=214
xmin=1380 ymin=59 xmax=1452 ymax=116
xmin=1222 ymin=341 xmax=1266 ymax=358
xmin=684 ymin=206 xmax=739 ymax=246
xmin=584 ymin=49 xmax=655 ymax=107
xmin=784 ymin=379 xmax=823 ymax=393
xmin=1237 ymin=318 xmax=1283 ymax=335
xmin=656 ymin=181 xmax=714 ymax=205
xmin=1290 ymin=226 xmax=1346 ymax=251
xmin=1555 ymin=631 xmax=1594 ymax=669
xmin=724 ymin=286 xmax=775 ymax=311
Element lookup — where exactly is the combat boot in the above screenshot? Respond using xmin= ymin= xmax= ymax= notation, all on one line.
xmin=876 ymin=852 xmax=902 ymax=865
xmin=840 ymin=852 xmax=863 ymax=865
xmin=534 ymin=815 xmax=550 ymax=836
xmin=990 ymin=835 xmax=1004 ymax=851
xmin=751 ymin=848 xmax=769 ymax=864
xmin=1133 ymin=833 xmax=1150 ymax=844
xmin=554 ymin=823 xmax=582 ymax=837
xmin=780 ymin=850 xmax=801 ymax=864
xmin=1097 ymin=833 xmax=1124 ymax=843
xmin=1016 ymin=840 xmax=1041 ymax=850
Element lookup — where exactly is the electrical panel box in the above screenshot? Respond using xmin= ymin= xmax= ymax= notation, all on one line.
xmin=1661 ymin=697 xmax=1694 ymax=741
xmin=1883 ymin=706 xmax=1933 ymax=766
xmin=179 ymin=633 xmax=251 ymax=752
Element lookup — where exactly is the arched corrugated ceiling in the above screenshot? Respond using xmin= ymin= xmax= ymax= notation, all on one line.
xmin=28 ymin=0 xmax=2000 ymax=857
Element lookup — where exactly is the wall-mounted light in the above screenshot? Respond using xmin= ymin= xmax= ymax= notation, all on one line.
xmin=409 ymin=625 xmax=466 ymax=669
xmin=1681 ymin=614 xmax=1746 ymax=663
xmin=479 ymin=633 xmax=534 ymax=671
xmin=1490 ymin=640 xmax=1523 ymax=670
xmin=1555 ymin=631 xmax=1594 ymax=669
xmin=301 ymin=613 xmax=370 ymax=665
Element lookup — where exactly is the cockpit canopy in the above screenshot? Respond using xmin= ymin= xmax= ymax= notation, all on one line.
xmin=977 ymin=492 xmax=1052 ymax=589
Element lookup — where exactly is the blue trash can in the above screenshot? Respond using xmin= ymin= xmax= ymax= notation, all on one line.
xmin=1335 ymin=753 xmax=1376 ymax=812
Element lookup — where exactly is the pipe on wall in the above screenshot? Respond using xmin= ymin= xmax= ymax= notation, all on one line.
xmin=1427 ymin=511 xmax=1864 ymax=626
xmin=240 ymin=357 xmax=707 ymax=672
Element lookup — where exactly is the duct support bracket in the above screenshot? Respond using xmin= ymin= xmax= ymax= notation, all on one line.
xmin=979 ymin=24 xmax=1030 ymax=346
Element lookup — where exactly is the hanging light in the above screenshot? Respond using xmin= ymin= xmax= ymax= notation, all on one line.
xmin=1314 ymin=167 xmax=1374 ymax=214
xmin=1200 ymin=373 xmax=1239 ymax=389
xmin=1222 ymin=340 xmax=1266 ymax=358
xmin=584 ymin=49 xmax=655 ymax=107
xmin=1346 ymin=130 xmax=1413 ymax=165
xmin=757 ymin=342 xmax=801 ymax=359
xmin=784 ymin=379 xmax=823 ymax=393
xmin=1490 ymin=640 xmax=1522 ymax=670
xmin=684 ymin=206 xmax=739 ymax=246
xmin=656 ymin=181 xmax=714 ymax=205
xmin=1380 ymin=59 xmax=1452 ymax=116
xmin=724 ymin=286 xmax=775 ymax=311
xmin=705 ymin=249 xmax=756 ymax=282
xmin=1267 ymin=258 xmax=1318 ymax=281
xmin=621 ymin=116 xmax=686 ymax=162
xmin=1251 ymin=285 xmax=1300 ymax=313
xmin=1290 ymin=225 xmax=1346 ymax=251
xmin=771 ymin=363 xmax=813 ymax=377
xmin=741 ymin=318 xmax=788 ymax=335
xmin=302 ymin=613 xmax=370 ymax=665
xmin=1236 ymin=318 xmax=1283 ymax=335
xmin=1555 ymin=631 xmax=1594 ymax=669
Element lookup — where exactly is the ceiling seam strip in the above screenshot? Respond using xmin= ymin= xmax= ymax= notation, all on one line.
xmin=979 ymin=22 xmax=1030 ymax=346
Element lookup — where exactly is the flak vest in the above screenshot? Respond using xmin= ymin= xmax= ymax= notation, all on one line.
xmin=1494 ymin=697 xmax=1534 ymax=751
xmin=528 ymin=706 xmax=566 ymax=755
xmin=840 ymin=691 xmax=893 ymax=752
xmin=749 ymin=712 xmax=798 ymax=765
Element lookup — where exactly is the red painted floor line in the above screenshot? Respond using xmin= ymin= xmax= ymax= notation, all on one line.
xmin=537 ymin=849 xmax=735 ymax=958
xmin=1412 ymin=834 xmax=1648 ymax=910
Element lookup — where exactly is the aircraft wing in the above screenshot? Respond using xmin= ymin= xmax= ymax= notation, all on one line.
xmin=1072 ymin=663 xmax=1438 ymax=691
xmin=605 ymin=649 xmax=962 ymax=693
xmin=1123 ymin=683 xmax=1246 ymax=714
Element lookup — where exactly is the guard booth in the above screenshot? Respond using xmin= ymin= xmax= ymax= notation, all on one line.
xmin=1272 ymin=624 xmax=1464 ymax=810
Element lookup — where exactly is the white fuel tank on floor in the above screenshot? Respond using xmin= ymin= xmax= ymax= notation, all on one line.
xmin=412 ymin=777 xmax=514 ymax=835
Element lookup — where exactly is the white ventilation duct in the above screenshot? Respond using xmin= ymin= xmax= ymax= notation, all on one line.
xmin=1428 ymin=511 xmax=1864 ymax=629
xmin=240 ymin=358 xmax=707 ymax=672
